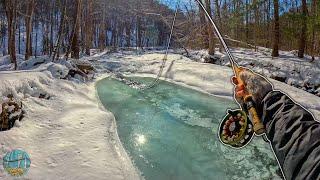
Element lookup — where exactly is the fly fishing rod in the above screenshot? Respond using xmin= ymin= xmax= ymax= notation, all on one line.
xmin=195 ymin=0 xmax=265 ymax=148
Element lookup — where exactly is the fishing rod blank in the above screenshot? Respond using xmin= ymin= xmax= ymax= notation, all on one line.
xmin=194 ymin=0 xmax=238 ymax=73
xmin=194 ymin=0 xmax=265 ymax=148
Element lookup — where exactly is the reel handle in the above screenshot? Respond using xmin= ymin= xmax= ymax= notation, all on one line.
xmin=244 ymin=95 xmax=265 ymax=135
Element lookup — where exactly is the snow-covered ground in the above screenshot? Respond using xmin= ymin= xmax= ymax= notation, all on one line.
xmin=0 ymin=48 xmax=319 ymax=179
xmin=0 ymin=60 xmax=140 ymax=179
xmin=188 ymin=48 xmax=320 ymax=96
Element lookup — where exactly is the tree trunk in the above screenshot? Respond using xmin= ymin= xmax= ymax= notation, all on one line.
xmin=214 ymin=0 xmax=221 ymax=26
xmin=85 ymin=0 xmax=93 ymax=55
xmin=53 ymin=0 xmax=66 ymax=61
xmin=310 ymin=0 xmax=317 ymax=62
xmin=156 ymin=21 xmax=165 ymax=46
xmin=25 ymin=0 xmax=35 ymax=60
xmin=18 ymin=20 xmax=21 ymax=54
xmin=205 ymin=0 xmax=215 ymax=55
xmin=272 ymin=0 xmax=280 ymax=57
xmin=70 ymin=0 xmax=82 ymax=59
xmin=137 ymin=16 xmax=142 ymax=48
xmin=253 ymin=0 xmax=259 ymax=50
xmin=35 ymin=21 xmax=38 ymax=58
xmin=99 ymin=23 xmax=106 ymax=51
xmin=245 ymin=0 xmax=249 ymax=42
xmin=42 ymin=23 xmax=50 ymax=55
xmin=199 ymin=0 xmax=208 ymax=48
xmin=4 ymin=0 xmax=17 ymax=70
xmin=98 ymin=1 xmax=106 ymax=51
xmin=126 ymin=21 xmax=131 ymax=47
xmin=49 ymin=1 xmax=54 ymax=56
xmin=298 ymin=0 xmax=308 ymax=58
xmin=111 ymin=20 xmax=117 ymax=47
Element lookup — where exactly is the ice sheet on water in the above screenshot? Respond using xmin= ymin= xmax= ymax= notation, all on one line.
xmin=165 ymin=103 xmax=215 ymax=128
xmin=97 ymin=77 xmax=283 ymax=180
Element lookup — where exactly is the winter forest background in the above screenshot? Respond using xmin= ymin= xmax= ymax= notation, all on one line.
xmin=1 ymin=0 xmax=319 ymax=70
xmin=0 ymin=1 xmax=319 ymax=178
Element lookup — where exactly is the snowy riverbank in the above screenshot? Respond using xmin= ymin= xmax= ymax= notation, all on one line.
xmin=95 ymin=51 xmax=320 ymax=118
xmin=0 ymin=50 xmax=319 ymax=179
xmin=0 ymin=67 xmax=140 ymax=179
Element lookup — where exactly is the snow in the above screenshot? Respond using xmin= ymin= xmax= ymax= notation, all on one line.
xmin=0 ymin=48 xmax=319 ymax=179
xmin=0 ymin=60 xmax=140 ymax=179
xmin=188 ymin=47 xmax=320 ymax=97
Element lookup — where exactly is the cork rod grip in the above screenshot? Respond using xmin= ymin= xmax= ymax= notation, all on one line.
xmin=244 ymin=95 xmax=265 ymax=135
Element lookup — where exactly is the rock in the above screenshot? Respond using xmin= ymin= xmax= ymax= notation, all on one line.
xmin=39 ymin=93 xmax=50 ymax=100
xmin=71 ymin=59 xmax=95 ymax=74
xmin=0 ymin=95 xmax=25 ymax=131
xmin=203 ymin=55 xmax=220 ymax=64
xmin=270 ymin=74 xmax=287 ymax=83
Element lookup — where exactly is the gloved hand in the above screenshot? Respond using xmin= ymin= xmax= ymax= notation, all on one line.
xmin=231 ymin=68 xmax=273 ymax=112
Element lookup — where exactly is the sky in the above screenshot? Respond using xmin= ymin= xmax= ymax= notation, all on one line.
xmin=158 ymin=0 xmax=196 ymax=10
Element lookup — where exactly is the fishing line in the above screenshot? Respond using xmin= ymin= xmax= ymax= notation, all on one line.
xmin=195 ymin=0 xmax=269 ymax=149
xmin=137 ymin=4 xmax=179 ymax=91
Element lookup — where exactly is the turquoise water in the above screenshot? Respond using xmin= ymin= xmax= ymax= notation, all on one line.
xmin=96 ymin=77 xmax=281 ymax=180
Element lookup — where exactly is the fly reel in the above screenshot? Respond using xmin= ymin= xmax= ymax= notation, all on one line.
xmin=218 ymin=109 xmax=254 ymax=148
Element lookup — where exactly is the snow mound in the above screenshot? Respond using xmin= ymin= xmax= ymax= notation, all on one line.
xmin=46 ymin=63 xmax=69 ymax=79
xmin=0 ymin=72 xmax=53 ymax=100
xmin=19 ymin=56 xmax=51 ymax=70
xmin=0 ymin=55 xmax=25 ymax=71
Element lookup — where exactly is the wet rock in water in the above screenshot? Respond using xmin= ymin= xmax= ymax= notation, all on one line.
xmin=0 ymin=94 xmax=25 ymax=131
xmin=204 ymin=55 xmax=220 ymax=64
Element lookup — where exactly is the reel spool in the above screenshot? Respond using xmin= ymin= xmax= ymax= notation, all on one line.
xmin=218 ymin=109 xmax=254 ymax=148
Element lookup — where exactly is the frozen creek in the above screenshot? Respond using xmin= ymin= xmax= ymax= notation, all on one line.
xmin=1 ymin=51 xmax=318 ymax=179
xmin=96 ymin=77 xmax=283 ymax=180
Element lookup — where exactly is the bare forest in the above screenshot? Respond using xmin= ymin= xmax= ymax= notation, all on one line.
xmin=0 ymin=0 xmax=319 ymax=70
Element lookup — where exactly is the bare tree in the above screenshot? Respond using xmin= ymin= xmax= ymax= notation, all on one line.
xmin=205 ymin=0 xmax=215 ymax=55
xmin=52 ymin=0 xmax=67 ymax=61
xmin=4 ymin=0 xmax=17 ymax=69
xmin=298 ymin=0 xmax=308 ymax=58
xmin=310 ymin=0 xmax=317 ymax=62
xmin=70 ymin=0 xmax=82 ymax=59
xmin=125 ymin=20 xmax=131 ymax=47
xmin=98 ymin=1 xmax=106 ymax=51
xmin=85 ymin=0 xmax=93 ymax=55
xmin=272 ymin=0 xmax=280 ymax=57
xmin=199 ymin=0 xmax=208 ymax=48
xmin=25 ymin=0 xmax=35 ymax=60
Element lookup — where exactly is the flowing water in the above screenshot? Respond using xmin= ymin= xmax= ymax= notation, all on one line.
xmin=96 ymin=77 xmax=282 ymax=180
